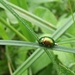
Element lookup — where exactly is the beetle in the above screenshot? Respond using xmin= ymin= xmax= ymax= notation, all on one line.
xmin=38 ymin=36 xmax=56 ymax=48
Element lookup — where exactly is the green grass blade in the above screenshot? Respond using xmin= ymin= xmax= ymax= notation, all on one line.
xmin=12 ymin=48 xmax=44 ymax=75
xmin=0 ymin=39 xmax=75 ymax=75
xmin=0 ymin=17 xmax=28 ymax=41
xmin=58 ymin=41 xmax=75 ymax=44
xmin=0 ymin=0 xmax=38 ymax=40
xmin=44 ymin=49 xmax=60 ymax=75
xmin=0 ymin=40 xmax=74 ymax=53
xmin=53 ymin=46 xmax=75 ymax=53
xmin=52 ymin=14 xmax=75 ymax=40
xmin=0 ymin=40 xmax=39 ymax=48
xmin=59 ymin=64 xmax=75 ymax=75
xmin=58 ymin=37 xmax=75 ymax=42
xmin=1 ymin=0 xmax=74 ymax=39
xmin=57 ymin=37 xmax=75 ymax=44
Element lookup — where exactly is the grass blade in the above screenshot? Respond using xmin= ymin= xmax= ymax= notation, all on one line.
xmin=0 ymin=17 xmax=28 ymax=41
xmin=52 ymin=14 xmax=75 ymax=40
xmin=0 ymin=0 xmax=38 ymax=40
xmin=3 ymin=0 xmax=74 ymax=38
xmin=44 ymin=49 xmax=60 ymax=75
xmin=12 ymin=48 xmax=44 ymax=75
xmin=0 ymin=40 xmax=39 ymax=48
xmin=0 ymin=40 xmax=74 ymax=53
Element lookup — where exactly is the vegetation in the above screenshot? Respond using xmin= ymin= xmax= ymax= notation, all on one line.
xmin=0 ymin=0 xmax=75 ymax=75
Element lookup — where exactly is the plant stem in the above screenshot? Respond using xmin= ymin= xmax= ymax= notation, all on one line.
xmin=0 ymin=17 xmax=28 ymax=41
xmin=44 ymin=49 xmax=60 ymax=75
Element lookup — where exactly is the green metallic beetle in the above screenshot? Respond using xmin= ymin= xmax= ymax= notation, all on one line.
xmin=38 ymin=36 xmax=56 ymax=48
